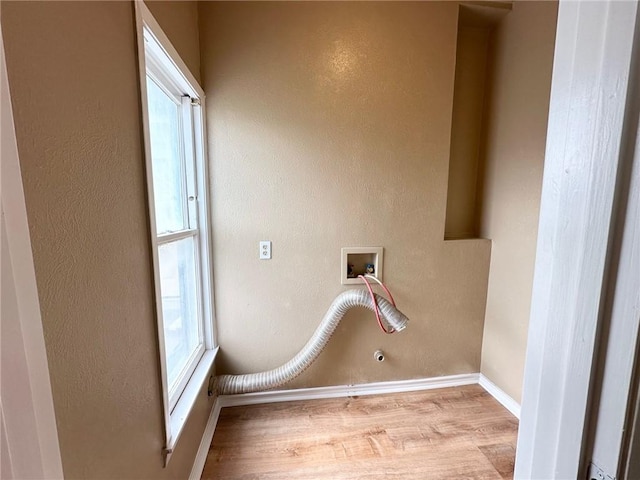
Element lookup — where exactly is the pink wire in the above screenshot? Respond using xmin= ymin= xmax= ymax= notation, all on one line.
xmin=358 ymin=275 xmax=395 ymax=334
xmin=363 ymin=274 xmax=396 ymax=308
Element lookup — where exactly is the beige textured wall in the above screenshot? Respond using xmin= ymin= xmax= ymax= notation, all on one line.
xmin=479 ymin=1 xmax=557 ymax=403
xmin=445 ymin=25 xmax=490 ymax=240
xmin=145 ymin=0 xmax=201 ymax=83
xmin=2 ymin=1 xmax=212 ymax=478
xmin=200 ymin=1 xmax=491 ymax=387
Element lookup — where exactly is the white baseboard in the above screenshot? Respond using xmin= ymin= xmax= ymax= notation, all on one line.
xmin=478 ymin=373 xmax=521 ymax=419
xmin=189 ymin=372 xmax=519 ymax=479
xmin=218 ymin=373 xmax=480 ymax=407
xmin=188 ymin=397 xmax=222 ymax=480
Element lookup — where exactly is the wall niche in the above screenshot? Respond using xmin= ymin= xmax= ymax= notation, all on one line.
xmin=444 ymin=2 xmax=511 ymax=240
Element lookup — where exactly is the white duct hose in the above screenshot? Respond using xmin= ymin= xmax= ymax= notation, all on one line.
xmin=215 ymin=289 xmax=409 ymax=395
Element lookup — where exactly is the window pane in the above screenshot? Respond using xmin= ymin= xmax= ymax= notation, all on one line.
xmin=146 ymin=76 xmax=186 ymax=234
xmin=158 ymin=237 xmax=201 ymax=392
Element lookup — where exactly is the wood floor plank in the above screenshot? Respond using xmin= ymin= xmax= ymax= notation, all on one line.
xmin=202 ymin=384 xmax=518 ymax=480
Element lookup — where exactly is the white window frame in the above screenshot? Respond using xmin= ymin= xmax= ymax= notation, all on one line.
xmin=134 ymin=1 xmax=217 ymax=464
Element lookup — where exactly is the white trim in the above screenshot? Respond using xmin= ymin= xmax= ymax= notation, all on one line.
xmin=192 ymin=95 xmax=217 ymax=348
xmin=590 ymin=7 xmax=640 ymax=475
xmin=479 ymin=374 xmax=520 ymax=419
xmin=188 ymin=398 xmax=222 ymax=480
xmin=218 ymin=373 xmax=479 ymax=407
xmin=134 ymin=0 xmax=172 ymax=451
xmin=515 ymin=1 xmax=640 ymax=479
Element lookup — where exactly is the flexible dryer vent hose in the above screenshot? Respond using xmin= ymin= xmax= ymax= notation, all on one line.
xmin=215 ymin=289 xmax=409 ymax=395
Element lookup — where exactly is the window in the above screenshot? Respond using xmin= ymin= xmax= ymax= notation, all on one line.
xmin=146 ymin=61 xmax=205 ymax=412
xmin=135 ymin=2 xmax=216 ymax=461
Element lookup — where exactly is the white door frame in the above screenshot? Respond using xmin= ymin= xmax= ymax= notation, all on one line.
xmin=515 ymin=1 xmax=640 ymax=478
xmin=0 ymin=16 xmax=64 ymax=480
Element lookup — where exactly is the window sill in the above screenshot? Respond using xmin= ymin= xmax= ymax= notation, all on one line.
xmin=165 ymin=346 xmax=218 ymax=463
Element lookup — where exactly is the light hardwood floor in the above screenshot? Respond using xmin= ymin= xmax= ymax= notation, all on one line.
xmin=202 ymin=385 xmax=518 ymax=479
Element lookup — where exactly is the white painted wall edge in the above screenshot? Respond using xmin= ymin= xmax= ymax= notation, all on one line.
xmin=189 ymin=372 xmax=523 ymax=479
xmin=479 ymin=374 xmax=521 ymax=419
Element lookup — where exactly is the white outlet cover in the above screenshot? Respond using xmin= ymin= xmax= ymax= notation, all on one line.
xmin=259 ymin=241 xmax=271 ymax=259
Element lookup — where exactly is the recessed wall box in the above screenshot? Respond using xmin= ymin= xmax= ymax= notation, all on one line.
xmin=341 ymin=247 xmax=383 ymax=285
